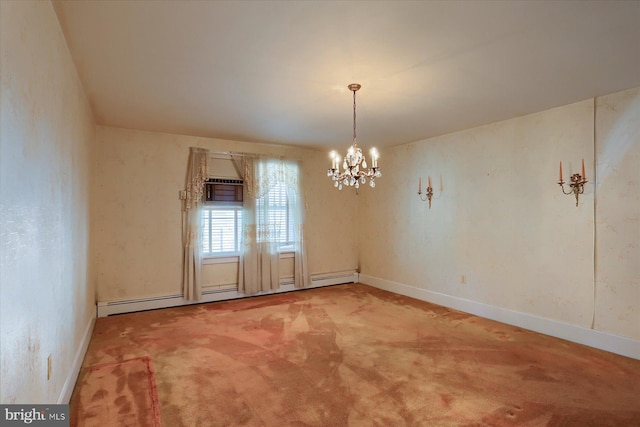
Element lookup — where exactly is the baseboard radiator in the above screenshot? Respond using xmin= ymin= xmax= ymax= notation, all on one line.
xmin=97 ymin=270 xmax=358 ymax=317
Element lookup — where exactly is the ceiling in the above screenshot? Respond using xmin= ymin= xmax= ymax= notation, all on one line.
xmin=53 ymin=1 xmax=640 ymax=150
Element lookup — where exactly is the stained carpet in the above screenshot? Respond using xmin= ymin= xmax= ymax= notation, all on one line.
xmin=71 ymin=284 xmax=640 ymax=426
xmin=70 ymin=356 xmax=161 ymax=427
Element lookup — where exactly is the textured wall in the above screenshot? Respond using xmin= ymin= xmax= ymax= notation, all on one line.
xmin=0 ymin=1 xmax=96 ymax=403
xmin=359 ymin=90 xmax=640 ymax=341
xmin=595 ymin=87 xmax=640 ymax=339
xmin=93 ymin=126 xmax=358 ymax=302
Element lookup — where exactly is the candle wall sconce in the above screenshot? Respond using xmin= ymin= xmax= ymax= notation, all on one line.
xmin=558 ymin=159 xmax=587 ymax=207
xmin=418 ymin=176 xmax=434 ymax=209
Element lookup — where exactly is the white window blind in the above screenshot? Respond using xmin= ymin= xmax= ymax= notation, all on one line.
xmin=202 ymin=206 xmax=242 ymax=255
xmin=257 ymin=183 xmax=293 ymax=249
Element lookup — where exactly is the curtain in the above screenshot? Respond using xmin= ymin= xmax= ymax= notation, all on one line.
xmin=182 ymin=147 xmax=208 ymax=301
xmin=288 ymin=170 xmax=311 ymax=289
xmin=238 ymin=156 xmax=279 ymax=294
xmin=232 ymin=155 xmax=247 ymax=294
xmin=238 ymin=156 xmax=310 ymax=294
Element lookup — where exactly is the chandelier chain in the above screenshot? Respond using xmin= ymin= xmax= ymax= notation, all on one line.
xmin=353 ymin=88 xmax=357 ymax=147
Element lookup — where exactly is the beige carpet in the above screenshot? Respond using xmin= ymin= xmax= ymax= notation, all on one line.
xmin=71 ymin=284 xmax=640 ymax=426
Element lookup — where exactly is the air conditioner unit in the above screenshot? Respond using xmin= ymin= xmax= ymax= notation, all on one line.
xmin=204 ymin=178 xmax=243 ymax=204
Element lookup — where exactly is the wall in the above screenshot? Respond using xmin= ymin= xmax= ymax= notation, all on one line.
xmin=0 ymin=0 xmax=96 ymax=403
xmin=359 ymin=88 xmax=639 ymax=347
xmin=93 ymin=126 xmax=358 ymax=302
xmin=595 ymin=87 xmax=640 ymax=339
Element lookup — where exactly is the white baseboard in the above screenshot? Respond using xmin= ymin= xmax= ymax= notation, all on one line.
xmin=359 ymin=274 xmax=640 ymax=360
xmin=58 ymin=315 xmax=95 ymax=404
xmin=97 ymin=271 xmax=358 ymax=317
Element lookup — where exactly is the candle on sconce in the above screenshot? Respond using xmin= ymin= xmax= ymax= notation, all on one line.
xmin=558 ymin=159 xmax=588 ymax=206
xmin=559 ymin=161 xmax=563 ymax=182
xmin=417 ymin=174 xmax=435 ymax=207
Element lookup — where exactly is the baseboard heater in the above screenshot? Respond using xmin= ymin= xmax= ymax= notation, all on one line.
xmin=96 ymin=271 xmax=358 ymax=317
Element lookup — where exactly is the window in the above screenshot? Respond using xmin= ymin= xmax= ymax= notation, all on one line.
xmin=257 ymin=183 xmax=294 ymax=251
xmin=201 ymin=179 xmax=243 ymax=257
xmin=200 ymin=161 xmax=300 ymax=257
xmin=201 ymin=206 xmax=242 ymax=256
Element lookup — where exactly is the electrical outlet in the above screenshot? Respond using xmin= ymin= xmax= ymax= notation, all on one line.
xmin=47 ymin=354 xmax=52 ymax=380
xmin=461 ymin=275 xmax=466 ymax=284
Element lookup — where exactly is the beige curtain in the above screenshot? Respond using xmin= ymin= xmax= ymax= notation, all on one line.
xmin=290 ymin=167 xmax=311 ymax=289
xmin=182 ymin=147 xmax=208 ymax=301
xmin=238 ymin=156 xmax=279 ymax=293
xmin=238 ymin=156 xmax=310 ymax=294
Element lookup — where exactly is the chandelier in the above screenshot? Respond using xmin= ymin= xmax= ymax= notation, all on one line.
xmin=327 ymin=83 xmax=381 ymax=190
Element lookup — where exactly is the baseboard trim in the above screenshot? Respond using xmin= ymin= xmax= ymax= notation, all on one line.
xmin=58 ymin=315 xmax=95 ymax=404
xmin=97 ymin=271 xmax=358 ymax=317
xmin=359 ymin=274 xmax=640 ymax=360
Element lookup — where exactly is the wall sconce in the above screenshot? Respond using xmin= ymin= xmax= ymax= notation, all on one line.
xmin=558 ymin=159 xmax=587 ymax=207
xmin=418 ymin=176 xmax=434 ymax=209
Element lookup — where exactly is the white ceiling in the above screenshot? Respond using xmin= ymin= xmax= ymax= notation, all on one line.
xmin=53 ymin=1 xmax=640 ymax=150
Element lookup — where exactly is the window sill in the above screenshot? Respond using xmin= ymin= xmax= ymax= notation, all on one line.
xmin=202 ymin=251 xmax=294 ymax=265
xmin=203 ymin=255 xmax=240 ymax=265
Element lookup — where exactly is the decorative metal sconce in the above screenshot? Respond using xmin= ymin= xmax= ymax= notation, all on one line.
xmin=418 ymin=176 xmax=434 ymax=209
xmin=558 ymin=159 xmax=587 ymax=207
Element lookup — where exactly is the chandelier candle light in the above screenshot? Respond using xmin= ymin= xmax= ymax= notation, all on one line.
xmin=328 ymin=83 xmax=381 ymax=191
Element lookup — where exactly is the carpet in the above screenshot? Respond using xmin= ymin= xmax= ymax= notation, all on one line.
xmin=71 ymin=284 xmax=640 ymax=426
xmin=70 ymin=356 xmax=161 ymax=427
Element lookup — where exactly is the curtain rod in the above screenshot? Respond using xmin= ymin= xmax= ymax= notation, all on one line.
xmin=208 ymin=151 xmax=302 ymax=161
xmin=207 ymin=151 xmax=243 ymax=158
